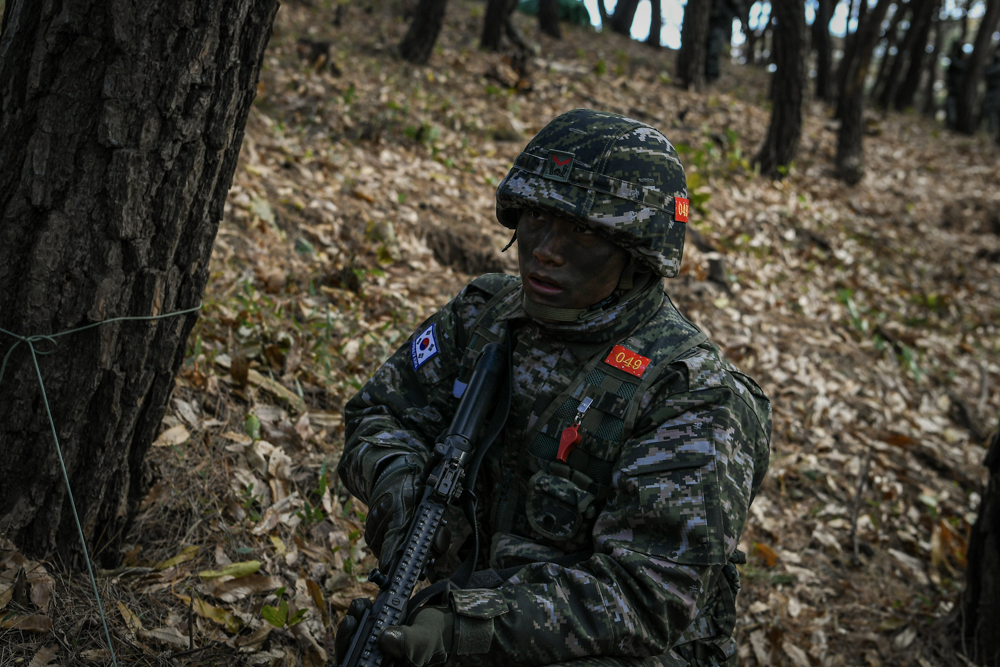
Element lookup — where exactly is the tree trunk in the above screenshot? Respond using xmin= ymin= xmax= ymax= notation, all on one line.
xmin=481 ymin=0 xmax=516 ymax=51
xmin=597 ymin=0 xmax=610 ymax=27
xmin=813 ymin=0 xmax=835 ymax=100
xmin=400 ymin=0 xmax=450 ymax=63
xmin=892 ymin=0 xmax=938 ymax=109
xmin=954 ymin=0 xmax=1000 ymax=133
xmin=647 ymin=0 xmax=663 ymax=47
xmin=0 ymin=0 xmax=278 ymax=566
xmin=923 ymin=12 xmax=943 ymax=116
xmin=950 ymin=430 xmax=1000 ymax=666
xmin=676 ymin=0 xmax=712 ymax=89
xmin=871 ymin=1 xmax=910 ymax=107
xmin=834 ymin=0 xmax=893 ymax=184
xmin=610 ymin=0 xmax=642 ymax=35
xmin=755 ymin=0 xmax=806 ymax=178
xmin=538 ymin=0 xmax=562 ymax=38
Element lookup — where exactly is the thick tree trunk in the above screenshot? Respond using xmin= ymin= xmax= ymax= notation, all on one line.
xmin=647 ymin=0 xmax=663 ymax=47
xmin=610 ymin=0 xmax=642 ymax=35
xmin=481 ymin=0 xmax=516 ymax=51
xmin=400 ymin=0 xmax=449 ymax=63
xmin=813 ymin=0 xmax=835 ymax=101
xmin=676 ymin=0 xmax=712 ymax=89
xmin=0 ymin=0 xmax=278 ymax=566
xmin=538 ymin=0 xmax=562 ymax=38
xmin=597 ymin=0 xmax=610 ymax=27
xmin=954 ymin=0 xmax=1000 ymax=133
xmin=755 ymin=0 xmax=806 ymax=178
xmin=950 ymin=430 xmax=1000 ymax=666
xmin=894 ymin=0 xmax=938 ymax=110
xmin=834 ymin=0 xmax=892 ymax=184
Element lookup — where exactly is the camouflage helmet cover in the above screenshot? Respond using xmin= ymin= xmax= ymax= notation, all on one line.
xmin=495 ymin=108 xmax=689 ymax=278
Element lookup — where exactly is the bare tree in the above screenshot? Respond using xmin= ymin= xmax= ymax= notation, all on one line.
xmin=610 ymin=0 xmax=643 ymax=35
xmin=0 ymin=0 xmax=278 ymax=564
xmin=676 ymin=0 xmax=712 ymax=89
xmin=813 ymin=0 xmax=835 ymax=101
xmin=834 ymin=0 xmax=894 ymax=184
xmin=647 ymin=0 xmax=664 ymax=47
xmin=400 ymin=0 xmax=450 ymax=63
xmin=954 ymin=0 xmax=1000 ymax=133
xmin=755 ymin=0 xmax=806 ymax=177
xmin=481 ymin=0 xmax=517 ymax=50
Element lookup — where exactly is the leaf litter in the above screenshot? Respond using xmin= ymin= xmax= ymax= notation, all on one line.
xmin=2 ymin=0 xmax=999 ymax=664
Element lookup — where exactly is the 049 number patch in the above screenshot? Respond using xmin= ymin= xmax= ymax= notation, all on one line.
xmin=604 ymin=344 xmax=650 ymax=378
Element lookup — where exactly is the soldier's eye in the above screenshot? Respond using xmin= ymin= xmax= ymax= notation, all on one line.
xmin=575 ymin=225 xmax=595 ymax=235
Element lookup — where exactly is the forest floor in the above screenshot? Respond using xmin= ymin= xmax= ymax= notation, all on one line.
xmin=3 ymin=1 xmax=1000 ymax=665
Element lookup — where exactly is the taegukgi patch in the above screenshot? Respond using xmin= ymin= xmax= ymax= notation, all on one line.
xmin=411 ymin=323 xmax=440 ymax=370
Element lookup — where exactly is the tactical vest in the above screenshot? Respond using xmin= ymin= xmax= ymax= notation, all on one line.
xmin=456 ymin=275 xmax=707 ymax=554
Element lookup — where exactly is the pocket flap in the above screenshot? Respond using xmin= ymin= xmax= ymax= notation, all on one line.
xmin=450 ymin=589 xmax=509 ymax=619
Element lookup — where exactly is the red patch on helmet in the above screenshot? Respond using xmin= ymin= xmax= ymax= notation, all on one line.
xmin=674 ymin=197 xmax=690 ymax=223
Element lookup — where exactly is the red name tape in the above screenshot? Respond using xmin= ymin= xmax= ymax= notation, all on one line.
xmin=605 ymin=345 xmax=650 ymax=378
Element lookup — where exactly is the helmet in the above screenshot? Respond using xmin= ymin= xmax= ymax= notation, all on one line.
xmin=495 ymin=108 xmax=689 ymax=278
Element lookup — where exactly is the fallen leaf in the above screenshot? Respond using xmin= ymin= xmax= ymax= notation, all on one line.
xmin=1 ymin=613 xmax=53 ymax=632
xmin=753 ymin=541 xmax=779 ymax=567
xmin=206 ymin=574 xmax=284 ymax=603
xmin=154 ymin=424 xmax=190 ymax=447
xmin=155 ymin=545 xmax=199 ymax=570
xmin=199 ymin=560 xmax=261 ymax=580
xmin=140 ymin=626 xmax=189 ymax=649
xmin=27 ymin=645 xmax=58 ymax=667
xmin=174 ymin=593 xmax=244 ymax=634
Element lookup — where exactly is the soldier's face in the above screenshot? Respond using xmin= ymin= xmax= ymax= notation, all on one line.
xmin=516 ymin=209 xmax=629 ymax=310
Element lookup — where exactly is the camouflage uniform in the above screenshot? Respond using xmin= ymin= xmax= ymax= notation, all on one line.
xmin=338 ymin=110 xmax=771 ymax=667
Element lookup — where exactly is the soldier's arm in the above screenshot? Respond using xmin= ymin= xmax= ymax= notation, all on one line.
xmin=337 ymin=278 xmax=502 ymax=505
xmin=448 ymin=345 xmax=772 ymax=666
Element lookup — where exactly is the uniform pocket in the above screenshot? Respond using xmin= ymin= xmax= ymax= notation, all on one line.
xmin=624 ymin=456 xmax=724 ymax=564
xmin=526 ymin=470 xmax=597 ymax=542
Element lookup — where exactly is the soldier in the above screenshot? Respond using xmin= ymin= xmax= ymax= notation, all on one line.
xmin=335 ymin=108 xmax=771 ymax=667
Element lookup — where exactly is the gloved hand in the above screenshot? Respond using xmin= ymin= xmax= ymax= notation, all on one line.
xmin=365 ymin=454 xmax=425 ymax=567
xmin=379 ymin=607 xmax=455 ymax=667
xmin=334 ymin=599 xmax=454 ymax=667
xmin=334 ymin=597 xmax=372 ymax=665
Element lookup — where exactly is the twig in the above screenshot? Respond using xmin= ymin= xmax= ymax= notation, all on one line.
xmin=849 ymin=444 xmax=875 ymax=564
xmin=976 ymin=362 xmax=988 ymax=415
xmin=169 ymin=640 xmax=225 ymax=660
xmin=188 ymin=593 xmax=194 ymax=651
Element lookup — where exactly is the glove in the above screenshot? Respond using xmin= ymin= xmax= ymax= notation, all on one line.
xmin=334 ymin=597 xmax=372 ymax=665
xmin=334 ymin=599 xmax=454 ymax=667
xmin=365 ymin=454 xmax=425 ymax=567
xmin=379 ymin=607 xmax=454 ymax=667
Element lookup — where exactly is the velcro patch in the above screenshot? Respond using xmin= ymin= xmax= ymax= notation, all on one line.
xmin=542 ymin=150 xmax=575 ymax=182
xmin=674 ymin=197 xmax=690 ymax=223
xmin=411 ymin=324 xmax=440 ymax=370
xmin=605 ymin=344 xmax=650 ymax=378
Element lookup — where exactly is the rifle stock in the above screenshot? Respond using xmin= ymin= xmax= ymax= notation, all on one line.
xmin=336 ymin=342 xmax=507 ymax=667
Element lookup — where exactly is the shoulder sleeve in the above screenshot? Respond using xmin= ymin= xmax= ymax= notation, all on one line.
xmin=336 ymin=277 xmax=500 ymax=503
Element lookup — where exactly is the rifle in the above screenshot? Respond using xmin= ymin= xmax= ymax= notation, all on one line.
xmin=336 ymin=341 xmax=508 ymax=667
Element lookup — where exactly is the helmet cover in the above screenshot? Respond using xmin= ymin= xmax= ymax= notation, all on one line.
xmin=495 ymin=108 xmax=689 ymax=278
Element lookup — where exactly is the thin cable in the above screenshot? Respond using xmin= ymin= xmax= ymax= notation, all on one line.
xmin=0 ymin=302 xmax=203 ymax=667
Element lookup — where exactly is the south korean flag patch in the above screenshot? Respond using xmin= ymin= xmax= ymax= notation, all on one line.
xmin=411 ymin=323 xmax=440 ymax=371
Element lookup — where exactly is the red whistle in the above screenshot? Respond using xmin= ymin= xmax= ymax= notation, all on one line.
xmin=557 ymin=424 xmax=581 ymax=462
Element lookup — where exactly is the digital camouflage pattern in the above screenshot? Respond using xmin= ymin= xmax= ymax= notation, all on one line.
xmin=339 ymin=273 xmax=772 ymax=667
xmin=495 ymin=109 xmax=690 ymax=278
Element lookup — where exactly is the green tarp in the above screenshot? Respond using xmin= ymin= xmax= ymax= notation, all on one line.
xmin=517 ymin=0 xmax=593 ymax=26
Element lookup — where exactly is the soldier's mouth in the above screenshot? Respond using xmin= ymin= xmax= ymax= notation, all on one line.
xmin=528 ymin=275 xmax=563 ymax=295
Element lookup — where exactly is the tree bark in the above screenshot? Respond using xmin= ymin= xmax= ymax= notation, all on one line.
xmin=834 ymin=0 xmax=893 ymax=184
xmin=610 ymin=0 xmax=642 ymax=35
xmin=597 ymin=0 xmax=610 ymax=27
xmin=676 ymin=0 xmax=712 ymax=89
xmin=481 ymin=0 xmax=516 ymax=51
xmin=0 ymin=0 xmax=278 ymax=566
xmin=892 ymin=0 xmax=938 ymax=110
xmin=871 ymin=1 xmax=910 ymax=107
xmin=647 ymin=0 xmax=663 ymax=47
xmin=923 ymin=11 xmax=943 ymax=116
xmin=954 ymin=0 xmax=1000 ymax=133
xmin=538 ymin=0 xmax=562 ymax=38
xmin=950 ymin=430 xmax=1000 ymax=666
xmin=400 ymin=0 xmax=450 ymax=63
xmin=755 ymin=0 xmax=806 ymax=178
xmin=813 ymin=0 xmax=835 ymax=101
